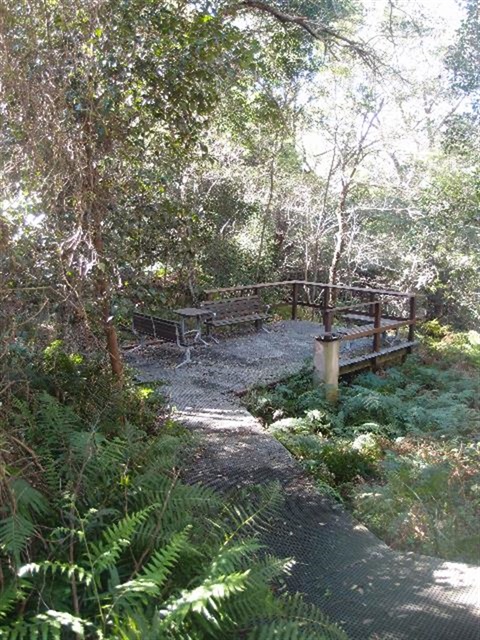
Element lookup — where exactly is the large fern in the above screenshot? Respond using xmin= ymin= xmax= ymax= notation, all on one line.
xmin=1 ymin=349 xmax=347 ymax=640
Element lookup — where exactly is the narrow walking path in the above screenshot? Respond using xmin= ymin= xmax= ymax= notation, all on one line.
xmin=127 ymin=321 xmax=480 ymax=640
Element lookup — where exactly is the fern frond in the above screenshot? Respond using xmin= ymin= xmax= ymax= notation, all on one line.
xmin=0 ymin=619 xmax=58 ymax=640
xmin=89 ymin=505 xmax=157 ymax=574
xmin=35 ymin=610 xmax=88 ymax=638
xmin=159 ymin=571 xmax=250 ymax=630
xmin=18 ymin=561 xmax=93 ymax=586
xmin=248 ymin=620 xmax=340 ymax=640
xmin=0 ymin=478 xmax=49 ymax=563
xmin=8 ymin=479 xmax=49 ymax=517
xmin=0 ymin=609 xmax=91 ymax=640
xmin=223 ymin=483 xmax=284 ymax=540
xmin=114 ymin=528 xmax=191 ymax=608
xmin=209 ymin=540 xmax=263 ymax=578
xmin=255 ymin=594 xmax=349 ymax=640
xmin=0 ymin=582 xmax=27 ymax=622
xmin=0 ymin=515 xmax=35 ymax=562
xmin=36 ymin=393 xmax=81 ymax=445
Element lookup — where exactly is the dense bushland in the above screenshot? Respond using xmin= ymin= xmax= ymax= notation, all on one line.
xmin=1 ymin=0 xmax=478 ymax=634
xmin=246 ymin=326 xmax=480 ymax=564
xmin=0 ymin=343 xmax=347 ymax=639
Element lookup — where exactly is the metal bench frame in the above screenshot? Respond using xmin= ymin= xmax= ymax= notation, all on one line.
xmin=200 ymin=296 xmax=270 ymax=343
xmin=132 ymin=312 xmax=198 ymax=368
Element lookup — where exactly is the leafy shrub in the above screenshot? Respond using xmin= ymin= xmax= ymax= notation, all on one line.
xmin=246 ymin=342 xmax=480 ymax=563
xmin=267 ymin=421 xmax=381 ymax=498
xmin=353 ymin=444 xmax=480 ymax=563
xmin=314 ymin=441 xmax=379 ymax=486
xmin=420 ymin=321 xmax=480 ymax=370
xmin=246 ymin=368 xmax=332 ymax=428
xmin=0 ymin=343 xmax=347 ymax=639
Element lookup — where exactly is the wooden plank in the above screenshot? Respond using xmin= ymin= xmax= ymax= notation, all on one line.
xmin=408 ymin=295 xmax=416 ymax=342
xmin=291 ymin=282 xmax=299 ymax=320
xmin=133 ymin=312 xmax=179 ymax=343
xmin=207 ymin=313 xmax=268 ymax=327
xmin=340 ymin=313 xmax=405 ymax=326
xmin=204 ymin=281 xmax=293 ymax=297
xmin=373 ymin=302 xmax=382 ymax=352
xmin=204 ymin=280 xmax=414 ymax=299
xmin=299 ymin=280 xmax=414 ymax=298
xmin=340 ymin=341 xmax=418 ymax=369
xmin=337 ymin=319 xmax=413 ymax=342
xmin=328 ymin=301 xmax=377 ymax=315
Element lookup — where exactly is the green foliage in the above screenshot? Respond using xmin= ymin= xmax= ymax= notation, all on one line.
xmin=0 ymin=345 xmax=346 ymax=639
xmin=420 ymin=321 xmax=480 ymax=370
xmin=246 ymin=343 xmax=480 ymax=562
xmin=445 ymin=0 xmax=480 ymax=95
xmin=354 ymin=444 xmax=480 ymax=562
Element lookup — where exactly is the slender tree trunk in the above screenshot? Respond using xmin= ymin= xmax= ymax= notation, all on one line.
xmin=328 ymin=183 xmax=348 ymax=306
xmin=92 ymin=214 xmax=124 ymax=380
xmin=256 ymin=136 xmax=280 ymax=281
xmin=312 ymin=145 xmax=337 ymax=284
xmin=83 ymin=113 xmax=124 ymax=381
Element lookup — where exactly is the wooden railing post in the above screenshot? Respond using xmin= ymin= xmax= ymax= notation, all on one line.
xmin=369 ymin=292 xmax=375 ymax=317
xmin=324 ymin=286 xmax=331 ymax=309
xmin=324 ymin=308 xmax=333 ymax=336
xmin=408 ymin=295 xmax=416 ymax=342
xmin=373 ymin=301 xmax=382 ymax=352
xmin=291 ymin=281 xmax=299 ymax=320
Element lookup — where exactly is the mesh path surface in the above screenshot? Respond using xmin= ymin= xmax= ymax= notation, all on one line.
xmin=127 ymin=321 xmax=480 ymax=639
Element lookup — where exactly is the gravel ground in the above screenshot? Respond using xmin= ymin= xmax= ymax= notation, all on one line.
xmin=126 ymin=320 xmax=480 ymax=640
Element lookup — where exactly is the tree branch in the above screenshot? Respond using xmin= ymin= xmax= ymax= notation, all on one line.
xmin=237 ymin=0 xmax=377 ymax=66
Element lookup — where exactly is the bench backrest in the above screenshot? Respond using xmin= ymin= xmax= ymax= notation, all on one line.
xmin=133 ymin=312 xmax=180 ymax=343
xmin=200 ymin=296 xmax=265 ymax=320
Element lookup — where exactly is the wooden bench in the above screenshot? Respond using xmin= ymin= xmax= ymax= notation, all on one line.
xmin=200 ymin=296 xmax=270 ymax=342
xmin=132 ymin=312 xmax=197 ymax=368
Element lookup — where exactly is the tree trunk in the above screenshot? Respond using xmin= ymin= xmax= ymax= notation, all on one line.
xmin=103 ymin=297 xmax=123 ymax=379
xmin=92 ymin=225 xmax=124 ymax=380
xmin=256 ymin=136 xmax=280 ymax=280
xmin=328 ymin=183 xmax=348 ymax=306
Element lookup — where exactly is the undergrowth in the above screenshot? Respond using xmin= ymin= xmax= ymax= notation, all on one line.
xmin=0 ymin=341 xmax=347 ymax=639
xmin=246 ymin=325 xmax=480 ymax=564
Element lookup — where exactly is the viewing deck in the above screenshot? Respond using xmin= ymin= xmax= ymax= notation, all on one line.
xmin=204 ymin=279 xmax=418 ymax=376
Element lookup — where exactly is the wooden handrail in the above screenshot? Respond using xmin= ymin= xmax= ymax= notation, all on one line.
xmin=298 ymin=280 xmax=413 ymax=298
xmin=335 ymin=318 xmax=415 ymax=342
xmin=204 ymin=280 xmax=293 ymax=298
xmin=202 ymin=279 xmax=417 ymax=361
xmin=324 ymin=300 xmax=378 ymax=315
xmin=204 ymin=279 xmax=414 ymax=299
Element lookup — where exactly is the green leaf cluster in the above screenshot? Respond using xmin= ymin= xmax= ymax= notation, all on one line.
xmin=246 ymin=340 xmax=480 ymax=563
xmin=0 ymin=343 xmax=347 ymax=639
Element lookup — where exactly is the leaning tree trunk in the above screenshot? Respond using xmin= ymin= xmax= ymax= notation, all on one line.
xmin=83 ymin=115 xmax=124 ymax=382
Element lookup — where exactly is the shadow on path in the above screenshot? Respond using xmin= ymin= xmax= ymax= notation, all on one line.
xmin=127 ymin=321 xmax=480 ymax=640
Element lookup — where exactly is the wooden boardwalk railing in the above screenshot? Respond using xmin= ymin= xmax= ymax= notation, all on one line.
xmin=204 ymin=280 xmax=418 ymax=373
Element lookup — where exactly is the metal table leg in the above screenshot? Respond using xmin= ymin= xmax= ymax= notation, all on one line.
xmin=194 ymin=316 xmax=209 ymax=346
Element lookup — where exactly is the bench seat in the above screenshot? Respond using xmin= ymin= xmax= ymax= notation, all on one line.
xmin=200 ymin=296 xmax=270 ymax=340
xmin=132 ymin=312 xmax=196 ymax=368
xmin=207 ymin=312 xmax=268 ymax=327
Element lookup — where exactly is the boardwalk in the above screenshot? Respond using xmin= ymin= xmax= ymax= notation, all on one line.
xmin=127 ymin=320 xmax=480 ymax=640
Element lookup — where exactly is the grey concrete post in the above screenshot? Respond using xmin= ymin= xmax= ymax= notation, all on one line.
xmin=313 ymin=334 xmax=340 ymax=402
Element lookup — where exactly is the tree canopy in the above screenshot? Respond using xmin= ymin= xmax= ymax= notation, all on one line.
xmin=1 ymin=0 xmax=479 ymax=371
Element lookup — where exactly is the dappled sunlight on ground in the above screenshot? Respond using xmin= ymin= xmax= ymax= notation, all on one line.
xmin=127 ymin=320 xmax=480 ymax=640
